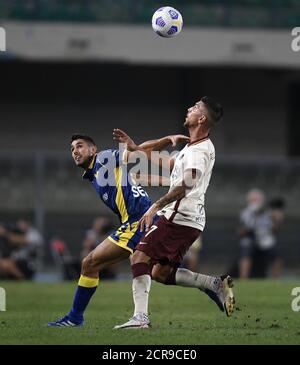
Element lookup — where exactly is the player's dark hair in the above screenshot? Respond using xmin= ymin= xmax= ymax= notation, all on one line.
xmin=71 ymin=134 xmax=96 ymax=146
xmin=201 ymin=96 xmax=223 ymax=126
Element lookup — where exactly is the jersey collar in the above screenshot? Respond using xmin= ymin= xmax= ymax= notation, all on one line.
xmin=187 ymin=134 xmax=210 ymax=147
xmin=82 ymin=155 xmax=97 ymax=181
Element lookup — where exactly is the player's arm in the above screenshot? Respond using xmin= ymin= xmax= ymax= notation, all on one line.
xmin=139 ymin=169 xmax=199 ymax=231
xmin=113 ymin=128 xmax=189 ymax=171
xmin=131 ymin=173 xmax=170 ymax=187
xmin=113 ymin=128 xmax=189 ymax=151
xmin=134 ymin=137 xmax=175 ymax=172
xmin=138 ymin=135 xmax=188 ymax=151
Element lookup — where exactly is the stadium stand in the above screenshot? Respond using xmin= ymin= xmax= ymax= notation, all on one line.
xmin=0 ymin=0 xmax=300 ymax=28
xmin=0 ymin=154 xmax=299 ymax=217
xmin=0 ymin=154 xmax=299 ymax=275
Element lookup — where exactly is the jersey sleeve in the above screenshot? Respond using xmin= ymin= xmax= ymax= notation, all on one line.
xmin=112 ymin=149 xmax=120 ymax=167
xmin=183 ymin=148 xmax=208 ymax=176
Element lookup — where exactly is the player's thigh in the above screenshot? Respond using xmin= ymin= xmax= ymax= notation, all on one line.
xmin=131 ymin=249 xmax=151 ymax=265
xmin=85 ymin=238 xmax=130 ymax=268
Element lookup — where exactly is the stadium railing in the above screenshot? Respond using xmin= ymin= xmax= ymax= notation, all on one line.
xmin=0 ymin=152 xmax=299 ymax=218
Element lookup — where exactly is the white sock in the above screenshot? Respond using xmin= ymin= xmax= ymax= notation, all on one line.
xmin=132 ymin=274 xmax=151 ymax=316
xmin=175 ymin=268 xmax=220 ymax=292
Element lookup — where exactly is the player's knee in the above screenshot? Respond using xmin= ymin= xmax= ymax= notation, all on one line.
xmin=81 ymin=256 xmax=88 ymax=271
xmin=131 ymin=250 xmax=148 ymax=266
xmin=81 ymin=253 xmax=98 ymax=274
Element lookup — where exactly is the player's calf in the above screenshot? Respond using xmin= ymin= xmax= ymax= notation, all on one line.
xmin=151 ymin=263 xmax=177 ymax=284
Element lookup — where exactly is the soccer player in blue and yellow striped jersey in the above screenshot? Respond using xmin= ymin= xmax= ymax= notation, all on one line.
xmin=48 ymin=133 xmax=188 ymax=327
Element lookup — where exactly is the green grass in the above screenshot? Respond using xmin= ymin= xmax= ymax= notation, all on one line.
xmin=0 ymin=279 xmax=299 ymax=344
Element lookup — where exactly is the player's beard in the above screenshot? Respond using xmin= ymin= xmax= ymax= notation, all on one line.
xmin=183 ymin=117 xmax=190 ymax=127
xmin=76 ymin=154 xmax=93 ymax=169
xmin=184 ymin=118 xmax=196 ymax=129
xmin=184 ymin=113 xmax=196 ymax=127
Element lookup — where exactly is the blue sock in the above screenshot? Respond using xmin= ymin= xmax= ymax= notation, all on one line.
xmin=68 ymin=275 xmax=99 ymax=323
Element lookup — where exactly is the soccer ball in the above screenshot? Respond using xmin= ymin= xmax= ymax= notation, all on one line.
xmin=152 ymin=6 xmax=183 ymax=38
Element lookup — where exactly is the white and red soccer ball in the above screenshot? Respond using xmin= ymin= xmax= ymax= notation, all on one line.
xmin=152 ymin=6 xmax=183 ymax=38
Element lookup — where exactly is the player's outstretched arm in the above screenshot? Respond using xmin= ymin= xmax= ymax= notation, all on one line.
xmin=113 ymin=128 xmax=189 ymax=151
xmin=130 ymin=173 xmax=170 ymax=187
xmin=113 ymin=128 xmax=189 ymax=170
xmin=138 ymin=134 xmax=190 ymax=150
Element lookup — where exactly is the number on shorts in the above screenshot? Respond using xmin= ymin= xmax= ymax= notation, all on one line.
xmin=144 ymin=225 xmax=158 ymax=237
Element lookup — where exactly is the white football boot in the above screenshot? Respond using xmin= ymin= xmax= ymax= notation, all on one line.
xmin=216 ymin=275 xmax=235 ymax=316
xmin=114 ymin=313 xmax=150 ymax=329
xmin=203 ymin=275 xmax=235 ymax=316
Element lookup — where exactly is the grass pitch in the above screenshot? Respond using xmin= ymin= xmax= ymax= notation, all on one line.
xmin=0 ymin=279 xmax=299 ymax=345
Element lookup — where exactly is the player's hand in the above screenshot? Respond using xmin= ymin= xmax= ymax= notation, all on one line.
xmin=139 ymin=204 xmax=159 ymax=232
xmin=113 ymin=129 xmax=138 ymax=151
xmin=167 ymin=134 xmax=190 ymax=147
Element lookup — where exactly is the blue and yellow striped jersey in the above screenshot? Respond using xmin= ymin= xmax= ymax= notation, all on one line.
xmin=83 ymin=149 xmax=152 ymax=224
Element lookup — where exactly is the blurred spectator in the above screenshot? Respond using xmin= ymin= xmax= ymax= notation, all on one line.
xmin=80 ymin=216 xmax=113 ymax=260
xmin=268 ymin=197 xmax=285 ymax=277
xmin=238 ymin=189 xmax=284 ymax=279
xmin=50 ymin=217 xmax=116 ymax=281
xmin=50 ymin=237 xmax=81 ymax=280
xmin=81 ymin=216 xmax=116 ymax=279
xmin=0 ymin=219 xmax=43 ymax=280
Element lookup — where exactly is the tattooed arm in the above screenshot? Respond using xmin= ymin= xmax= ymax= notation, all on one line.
xmin=139 ymin=169 xmax=198 ymax=231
